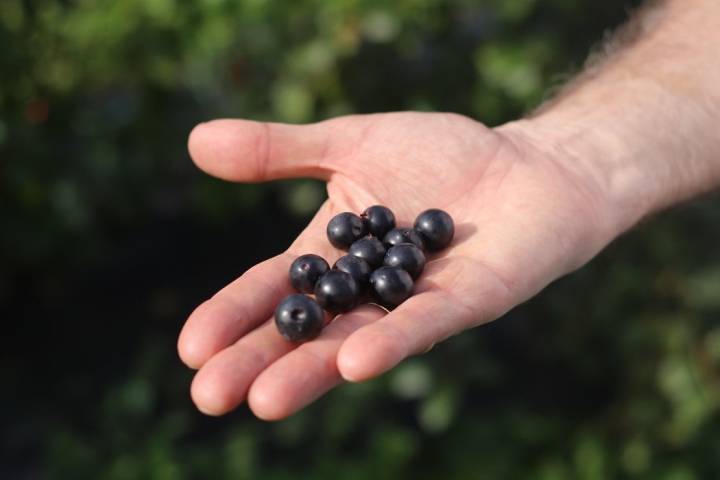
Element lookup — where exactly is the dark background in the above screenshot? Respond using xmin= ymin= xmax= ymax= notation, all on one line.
xmin=3 ymin=0 xmax=720 ymax=478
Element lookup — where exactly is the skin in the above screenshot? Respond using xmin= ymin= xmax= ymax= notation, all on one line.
xmin=178 ymin=0 xmax=720 ymax=420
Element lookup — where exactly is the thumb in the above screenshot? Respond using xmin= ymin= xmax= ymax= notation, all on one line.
xmin=188 ymin=118 xmax=337 ymax=182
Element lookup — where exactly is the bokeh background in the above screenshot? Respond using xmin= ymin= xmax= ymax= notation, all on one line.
xmin=3 ymin=0 xmax=720 ymax=478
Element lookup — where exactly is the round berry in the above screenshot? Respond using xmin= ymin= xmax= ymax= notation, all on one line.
xmin=383 ymin=227 xmax=425 ymax=250
xmin=370 ymin=266 xmax=414 ymax=309
xmin=327 ymin=212 xmax=367 ymax=250
xmin=414 ymin=209 xmax=455 ymax=251
xmin=348 ymin=236 xmax=386 ymax=268
xmin=275 ymin=294 xmax=325 ymax=342
xmin=334 ymin=255 xmax=372 ymax=289
xmin=361 ymin=205 xmax=396 ymax=238
xmin=314 ymin=270 xmax=361 ymax=314
xmin=384 ymin=243 xmax=426 ymax=279
xmin=289 ymin=254 xmax=329 ymax=294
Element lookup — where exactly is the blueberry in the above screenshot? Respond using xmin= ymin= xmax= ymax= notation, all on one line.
xmin=275 ymin=294 xmax=325 ymax=342
xmin=384 ymin=243 xmax=426 ymax=279
xmin=333 ymin=255 xmax=372 ymax=289
xmin=414 ymin=209 xmax=455 ymax=251
xmin=289 ymin=254 xmax=329 ymax=294
xmin=369 ymin=266 xmax=414 ymax=309
xmin=360 ymin=205 xmax=396 ymax=238
xmin=327 ymin=212 xmax=367 ymax=250
xmin=314 ymin=270 xmax=361 ymax=314
xmin=383 ymin=227 xmax=425 ymax=250
xmin=348 ymin=236 xmax=386 ymax=268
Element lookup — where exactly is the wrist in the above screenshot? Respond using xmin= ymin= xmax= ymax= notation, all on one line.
xmin=492 ymin=118 xmax=622 ymax=275
xmin=501 ymin=77 xmax=720 ymax=241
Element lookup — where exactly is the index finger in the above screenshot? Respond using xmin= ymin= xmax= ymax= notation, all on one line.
xmin=177 ymin=252 xmax=295 ymax=369
xmin=177 ymin=202 xmax=341 ymax=369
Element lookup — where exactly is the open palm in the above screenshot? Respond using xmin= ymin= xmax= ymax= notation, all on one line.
xmin=178 ymin=112 xmax=610 ymax=420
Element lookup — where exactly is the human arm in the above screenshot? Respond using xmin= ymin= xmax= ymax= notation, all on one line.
xmin=177 ymin=0 xmax=720 ymax=420
xmin=508 ymin=0 xmax=720 ymax=234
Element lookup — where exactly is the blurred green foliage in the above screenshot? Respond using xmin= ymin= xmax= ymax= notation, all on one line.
xmin=3 ymin=0 xmax=720 ymax=479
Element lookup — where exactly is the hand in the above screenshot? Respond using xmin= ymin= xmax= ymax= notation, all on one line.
xmin=177 ymin=112 xmax=614 ymax=420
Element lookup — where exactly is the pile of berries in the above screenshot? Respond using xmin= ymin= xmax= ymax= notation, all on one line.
xmin=275 ymin=206 xmax=455 ymax=342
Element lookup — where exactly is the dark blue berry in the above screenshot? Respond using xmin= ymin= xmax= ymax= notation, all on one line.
xmin=333 ymin=255 xmax=372 ymax=289
xmin=348 ymin=236 xmax=386 ymax=268
xmin=384 ymin=243 xmax=426 ymax=279
xmin=370 ymin=266 xmax=414 ymax=309
xmin=289 ymin=254 xmax=329 ymax=294
xmin=315 ymin=270 xmax=360 ymax=314
xmin=383 ymin=227 xmax=425 ymax=250
xmin=414 ymin=209 xmax=455 ymax=251
xmin=361 ymin=205 xmax=396 ymax=238
xmin=327 ymin=212 xmax=367 ymax=250
xmin=275 ymin=294 xmax=325 ymax=342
